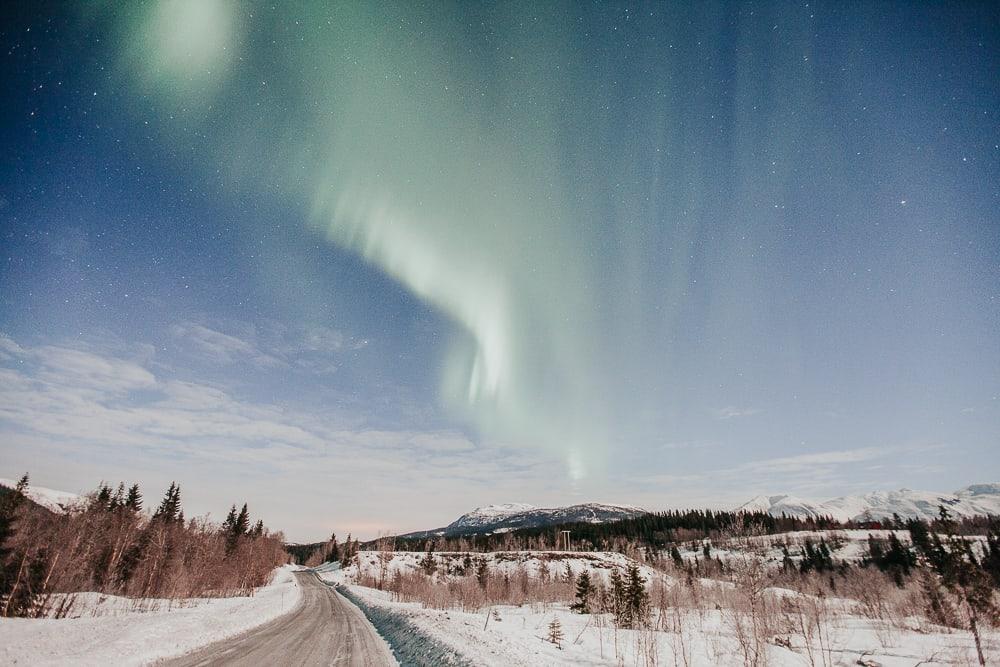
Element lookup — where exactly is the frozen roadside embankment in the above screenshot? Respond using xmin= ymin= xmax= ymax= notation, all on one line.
xmin=0 ymin=565 xmax=303 ymax=666
xmin=313 ymin=561 xmax=473 ymax=666
xmin=333 ymin=583 xmax=474 ymax=666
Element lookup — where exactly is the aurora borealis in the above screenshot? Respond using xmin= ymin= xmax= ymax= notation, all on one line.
xmin=1 ymin=2 xmax=998 ymax=539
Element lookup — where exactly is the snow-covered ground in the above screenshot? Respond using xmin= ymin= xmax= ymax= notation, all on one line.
xmin=335 ymin=587 xmax=993 ymax=666
xmin=345 ymin=550 xmax=665 ymax=585
xmin=322 ymin=551 xmax=998 ymax=666
xmin=0 ymin=565 xmax=302 ymax=666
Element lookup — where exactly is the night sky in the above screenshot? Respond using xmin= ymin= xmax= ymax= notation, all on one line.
xmin=1 ymin=1 xmax=998 ymax=541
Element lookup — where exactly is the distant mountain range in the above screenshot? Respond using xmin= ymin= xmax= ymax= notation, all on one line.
xmin=0 ymin=477 xmax=81 ymax=513
xmin=737 ymin=484 xmax=1000 ymax=523
xmin=398 ymin=502 xmax=647 ymax=539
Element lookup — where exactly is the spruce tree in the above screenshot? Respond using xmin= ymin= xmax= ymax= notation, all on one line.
xmin=222 ymin=505 xmax=238 ymax=534
xmin=0 ymin=475 xmax=29 ymax=610
xmin=152 ymin=482 xmax=182 ymax=523
xmin=110 ymin=483 xmax=125 ymax=511
xmin=235 ymin=504 xmax=250 ymax=535
xmin=325 ymin=533 xmax=340 ymax=562
xmin=623 ymin=563 xmax=649 ymax=629
xmin=420 ymin=542 xmax=436 ymax=575
xmin=983 ymin=519 xmax=1000 ymax=588
xmin=224 ymin=504 xmax=250 ymax=554
xmin=781 ymin=546 xmax=795 ymax=572
xmin=95 ymin=484 xmax=112 ymax=511
xmin=125 ymin=484 xmax=142 ymax=512
xmin=570 ymin=570 xmax=592 ymax=613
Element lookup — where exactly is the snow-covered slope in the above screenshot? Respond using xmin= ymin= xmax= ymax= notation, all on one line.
xmin=737 ymin=484 xmax=1000 ymax=522
xmin=0 ymin=477 xmax=81 ymax=513
xmin=449 ymin=503 xmax=538 ymax=531
xmin=738 ymin=494 xmax=828 ymax=519
xmin=400 ymin=502 xmax=646 ymax=538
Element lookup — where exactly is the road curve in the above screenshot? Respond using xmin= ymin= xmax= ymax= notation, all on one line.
xmin=165 ymin=571 xmax=397 ymax=667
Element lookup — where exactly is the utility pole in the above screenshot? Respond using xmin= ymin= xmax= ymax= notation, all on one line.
xmin=559 ymin=530 xmax=571 ymax=551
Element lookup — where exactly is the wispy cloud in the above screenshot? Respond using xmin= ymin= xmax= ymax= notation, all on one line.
xmin=0 ymin=332 xmax=559 ymax=540
xmin=713 ymin=406 xmax=761 ymax=420
xmin=170 ymin=323 xmax=285 ymax=368
xmin=169 ymin=320 xmax=367 ymax=375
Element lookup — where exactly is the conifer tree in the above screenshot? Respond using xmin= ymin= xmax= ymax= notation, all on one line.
xmin=419 ymin=542 xmax=436 ymax=575
xmin=983 ymin=519 xmax=1000 ymax=588
xmin=152 ymin=482 xmax=182 ymax=523
xmin=0 ymin=474 xmax=29 ymax=610
xmin=343 ymin=533 xmax=354 ymax=564
xmin=670 ymin=545 xmax=683 ymax=568
xmin=125 ymin=484 xmax=142 ymax=512
xmin=222 ymin=505 xmax=238 ymax=533
xmin=224 ymin=504 xmax=250 ymax=554
xmin=781 ymin=546 xmax=795 ymax=572
xmin=623 ymin=563 xmax=649 ymax=629
xmin=95 ymin=484 xmax=112 ymax=510
xmin=235 ymin=504 xmax=250 ymax=535
xmin=110 ymin=482 xmax=125 ymax=511
xmin=570 ymin=570 xmax=592 ymax=613
xmin=325 ymin=533 xmax=340 ymax=563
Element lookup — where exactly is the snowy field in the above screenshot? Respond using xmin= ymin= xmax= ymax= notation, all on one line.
xmin=334 ymin=586 xmax=993 ymax=666
xmin=0 ymin=565 xmax=302 ymax=666
xmin=321 ymin=548 xmax=999 ymax=666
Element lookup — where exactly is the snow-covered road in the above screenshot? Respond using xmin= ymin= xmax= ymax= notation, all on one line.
xmin=165 ymin=571 xmax=397 ymax=667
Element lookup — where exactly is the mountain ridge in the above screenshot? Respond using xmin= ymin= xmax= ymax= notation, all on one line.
xmin=736 ymin=483 xmax=1000 ymax=522
xmin=398 ymin=502 xmax=647 ymax=539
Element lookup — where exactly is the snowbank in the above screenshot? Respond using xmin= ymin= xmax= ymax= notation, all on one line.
xmin=0 ymin=565 xmax=302 ymax=666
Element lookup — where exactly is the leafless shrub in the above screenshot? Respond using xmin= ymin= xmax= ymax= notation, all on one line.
xmin=1 ymin=484 xmax=286 ymax=617
xmin=722 ymin=557 xmax=775 ymax=667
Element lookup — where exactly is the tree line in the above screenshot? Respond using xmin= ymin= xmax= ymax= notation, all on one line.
xmin=0 ymin=474 xmax=288 ymax=618
xmin=379 ymin=508 xmax=843 ymax=554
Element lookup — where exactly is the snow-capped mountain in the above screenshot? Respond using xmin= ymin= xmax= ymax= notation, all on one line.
xmin=737 ymin=494 xmax=827 ymax=518
xmin=400 ymin=502 xmax=647 ymax=539
xmin=0 ymin=477 xmax=81 ymax=513
xmin=737 ymin=484 xmax=1000 ymax=523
